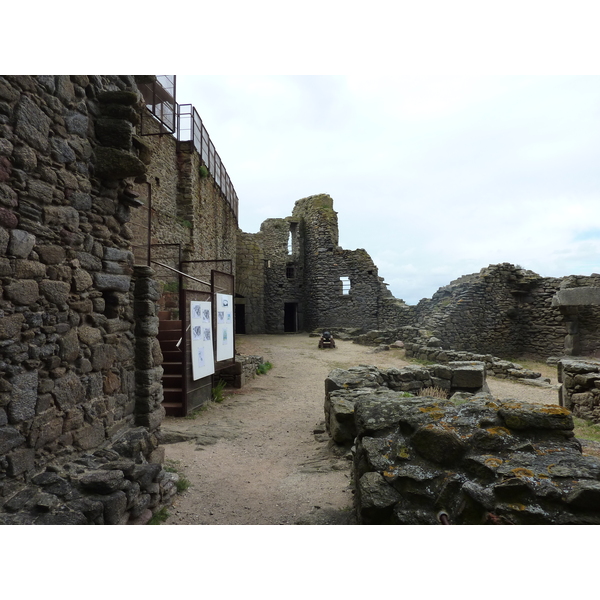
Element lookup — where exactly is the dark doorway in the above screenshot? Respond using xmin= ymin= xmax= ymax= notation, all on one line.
xmin=284 ymin=302 xmax=298 ymax=332
xmin=235 ymin=302 xmax=246 ymax=334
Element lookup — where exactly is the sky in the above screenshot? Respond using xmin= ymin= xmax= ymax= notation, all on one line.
xmin=175 ymin=74 xmax=600 ymax=305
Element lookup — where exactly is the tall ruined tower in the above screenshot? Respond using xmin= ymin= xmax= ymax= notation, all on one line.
xmin=236 ymin=193 xmax=407 ymax=333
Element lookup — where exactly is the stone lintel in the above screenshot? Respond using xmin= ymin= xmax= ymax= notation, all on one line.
xmin=552 ymin=287 xmax=600 ymax=307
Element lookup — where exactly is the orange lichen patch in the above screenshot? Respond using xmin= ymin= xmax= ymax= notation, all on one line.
xmin=486 ymin=427 xmax=511 ymax=436
xmin=510 ymin=468 xmax=535 ymax=479
xmin=507 ymin=503 xmax=526 ymax=511
xmin=535 ymin=447 xmax=565 ymax=456
xmin=538 ymin=406 xmax=571 ymax=416
xmin=501 ymin=401 xmax=525 ymax=410
xmin=382 ymin=469 xmax=399 ymax=480
xmin=484 ymin=457 xmax=504 ymax=468
xmin=418 ymin=405 xmax=445 ymax=420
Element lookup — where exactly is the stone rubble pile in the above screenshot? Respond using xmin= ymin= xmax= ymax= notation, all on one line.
xmin=0 ymin=427 xmax=178 ymax=524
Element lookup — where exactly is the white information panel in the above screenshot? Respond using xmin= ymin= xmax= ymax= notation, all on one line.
xmin=190 ymin=300 xmax=215 ymax=381
xmin=216 ymin=293 xmax=234 ymax=362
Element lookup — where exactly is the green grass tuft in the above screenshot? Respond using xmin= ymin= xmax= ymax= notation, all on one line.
xmin=573 ymin=417 xmax=600 ymax=443
xmin=148 ymin=506 xmax=169 ymax=525
xmin=256 ymin=361 xmax=273 ymax=375
xmin=212 ymin=379 xmax=227 ymax=403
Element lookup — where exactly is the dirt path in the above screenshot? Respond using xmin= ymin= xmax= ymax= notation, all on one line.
xmin=161 ymin=334 xmax=561 ymax=525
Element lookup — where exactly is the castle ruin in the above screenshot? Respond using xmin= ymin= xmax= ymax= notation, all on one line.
xmin=1 ymin=74 xmax=599 ymax=524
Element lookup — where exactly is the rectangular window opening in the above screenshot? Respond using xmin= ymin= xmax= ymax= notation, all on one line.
xmin=340 ymin=276 xmax=351 ymax=295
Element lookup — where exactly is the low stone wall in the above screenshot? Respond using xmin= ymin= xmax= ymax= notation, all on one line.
xmin=352 ymin=392 xmax=600 ymax=524
xmin=558 ymin=358 xmax=600 ymax=423
xmin=324 ymin=363 xmax=486 ymax=444
xmin=401 ymin=330 xmax=547 ymax=383
xmin=218 ymin=354 xmax=264 ymax=388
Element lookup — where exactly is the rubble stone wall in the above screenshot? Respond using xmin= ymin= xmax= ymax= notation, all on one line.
xmin=324 ymin=363 xmax=486 ymax=444
xmin=235 ymin=194 xmax=412 ymax=334
xmin=352 ymin=392 xmax=600 ymax=525
xmin=558 ymin=358 xmax=600 ymax=424
xmin=412 ymin=263 xmax=600 ymax=359
xmin=131 ymin=112 xmax=238 ymax=291
xmin=323 ymin=365 xmax=600 ymax=525
xmin=235 ymin=231 xmax=265 ymax=334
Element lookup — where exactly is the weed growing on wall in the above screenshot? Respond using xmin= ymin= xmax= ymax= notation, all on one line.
xmin=164 ymin=460 xmax=192 ymax=493
xmin=420 ymin=386 xmax=450 ymax=400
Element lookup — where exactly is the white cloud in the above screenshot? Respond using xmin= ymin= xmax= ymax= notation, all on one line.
xmin=175 ymin=74 xmax=600 ymax=304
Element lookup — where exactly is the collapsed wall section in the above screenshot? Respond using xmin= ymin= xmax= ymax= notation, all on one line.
xmin=413 ymin=263 xmax=569 ymax=358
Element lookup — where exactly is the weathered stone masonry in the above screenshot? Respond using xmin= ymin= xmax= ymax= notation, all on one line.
xmin=409 ymin=263 xmax=600 ymax=360
xmin=325 ymin=366 xmax=600 ymax=525
xmin=235 ymin=194 xmax=413 ymax=334
xmin=0 ymin=75 xmax=175 ymax=524
xmin=132 ymin=106 xmax=238 ymax=288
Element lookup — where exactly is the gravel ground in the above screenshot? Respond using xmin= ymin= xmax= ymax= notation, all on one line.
xmin=161 ymin=334 xmax=565 ymax=525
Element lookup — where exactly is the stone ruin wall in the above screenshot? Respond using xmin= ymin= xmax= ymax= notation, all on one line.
xmin=0 ymin=75 xmax=177 ymax=524
xmin=325 ymin=365 xmax=600 ymax=524
xmin=555 ymin=275 xmax=600 ymax=358
xmin=181 ymin=145 xmax=237 ymax=283
xmin=558 ymin=358 xmax=600 ymax=424
xmin=293 ymin=195 xmax=394 ymax=332
xmin=235 ymin=231 xmax=265 ymax=334
xmin=411 ymin=263 xmax=600 ymax=360
xmin=262 ymin=217 xmax=305 ymax=333
xmin=235 ymin=194 xmax=414 ymax=335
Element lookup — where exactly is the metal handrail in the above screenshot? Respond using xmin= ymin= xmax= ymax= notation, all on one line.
xmin=150 ymin=260 xmax=228 ymax=292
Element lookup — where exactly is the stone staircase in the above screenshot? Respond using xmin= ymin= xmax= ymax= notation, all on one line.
xmin=158 ymin=311 xmax=185 ymax=416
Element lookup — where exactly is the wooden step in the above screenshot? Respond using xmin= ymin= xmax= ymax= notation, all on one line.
xmin=158 ymin=340 xmax=182 ymax=351
xmin=162 ymin=401 xmax=185 ymax=417
xmin=163 ymin=388 xmax=183 ymax=403
xmin=159 ymin=320 xmax=182 ymax=331
xmin=158 ymin=329 xmax=182 ymax=341
xmin=162 ymin=361 xmax=183 ymax=375
xmin=161 ymin=350 xmax=183 ymax=362
xmin=163 ymin=374 xmax=183 ymax=386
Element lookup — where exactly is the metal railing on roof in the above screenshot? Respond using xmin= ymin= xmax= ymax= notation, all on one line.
xmin=177 ymin=103 xmax=239 ymax=219
xmin=138 ymin=76 xmax=240 ymax=220
xmin=138 ymin=75 xmax=176 ymax=134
